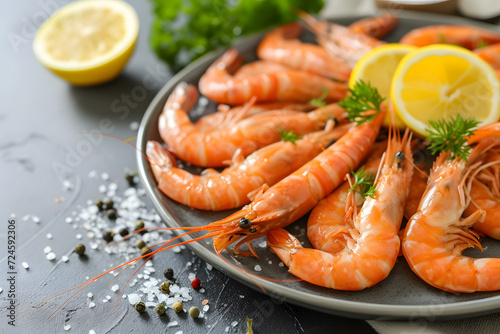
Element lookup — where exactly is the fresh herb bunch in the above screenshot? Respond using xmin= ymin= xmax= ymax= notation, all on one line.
xmin=278 ymin=126 xmax=303 ymax=145
xmin=425 ymin=115 xmax=479 ymax=162
xmin=150 ymin=0 xmax=324 ymax=71
xmin=309 ymin=87 xmax=330 ymax=107
xmin=338 ymin=80 xmax=385 ymax=125
xmin=348 ymin=166 xmax=376 ymax=199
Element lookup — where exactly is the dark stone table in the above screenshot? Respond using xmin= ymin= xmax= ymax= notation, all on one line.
xmin=0 ymin=1 xmax=376 ymax=333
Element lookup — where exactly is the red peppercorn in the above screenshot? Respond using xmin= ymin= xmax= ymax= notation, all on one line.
xmin=191 ymin=278 xmax=201 ymax=289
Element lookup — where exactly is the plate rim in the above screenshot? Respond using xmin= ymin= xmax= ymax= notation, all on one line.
xmin=137 ymin=11 xmax=500 ymax=320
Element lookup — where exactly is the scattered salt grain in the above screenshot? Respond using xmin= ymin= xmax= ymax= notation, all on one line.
xmin=225 ymin=326 xmax=230 ymax=332
xmin=130 ymin=121 xmax=139 ymax=131
xmin=46 ymin=233 xmax=53 ymax=239
xmin=88 ymin=170 xmax=97 ymax=178
xmin=186 ymin=261 xmax=192 ymax=267
xmin=111 ymin=284 xmax=119 ymax=292
xmin=46 ymin=252 xmax=56 ymax=261
xmin=174 ymin=331 xmax=183 ymax=334
xmin=87 ymin=292 xmax=93 ymax=299
xmin=109 ymin=182 xmax=118 ymax=190
xmin=254 ymin=265 xmax=262 ymax=272
xmin=203 ymin=305 xmax=209 ymax=312
xmin=89 ymin=302 xmax=95 ymax=309
xmin=22 ymin=262 xmax=29 ymax=269
xmin=106 ymin=295 xmax=111 ymax=300
xmin=23 ymin=214 xmax=30 ymax=221
xmin=64 ymin=324 xmax=71 ymax=331
xmin=206 ymin=263 xmax=213 ymax=271
xmin=10 ymin=213 xmax=16 ymax=218
xmin=32 ymin=216 xmax=40 ymax=223
xmin=76 ymin=234 xmax=83 ymax=240
xmin=98 ymin=185 xmax=107 ymax=193
xmin=239 ymin=295 xmax=245 ymax=299
xmin=188 ymin=272 xmax=196 ymax=281
xmin=279 ymin=262 xmax=284 ymax=267
xmin=167 ymin=321 xmax=179 ymax=328
xmin=0 ymin=288 xmax=3 ymax=293
xmin=268 ymin=260 xmax=272 ymax=264
xmin=231 ymin=321 xmax=238 ymax=327
xmin=259 ymin=241 xmax=267 ymax=248
xmin=89 ymin=330 xmax=96 ymax=334
xmin=199 ymin=288 xmax=205 ymax=293
xmin=63 ymin=180 xmax=73 ymax=190
xmin=62 ymin=255 xmax=69 ymax=263
xmin=128 ymin=294 xmax=141 ymax=305
xmin=43 ymin=246 xmax=52 ymax=253
xmin=65 ymin=217 xmax=73 ymax=224
xmin=102 ymin=299 xmax=108 ymax=303
xmin=101 ymin=172 xmax=109 ymax=181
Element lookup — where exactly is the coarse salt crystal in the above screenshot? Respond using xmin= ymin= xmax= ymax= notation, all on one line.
xmin=254 ymin=265 xmax=262 ymax=272
xmin=206 ymin=263 xmax=213 ymax=270
xmin=98 ymin=185 xmax=107 ymax=193
xmin=111 ymin=285 xmax=119 ymax=292
xmin=0 ymin=288 xmax=2 ymax=293
xmin=203 ymin=305 xmax=209 ymax=312
xmin=46 ymin=233 xmax=53 ymax=239
xmin=63 ymin=180 xmax=73 ymax=190
xmin=23 ymin=214 xmax=30 ymax=221
xmin=268 ymin=260 xmax=272 ymax=264
xmin=22 ymin=262 xmax=29 ymax=269
xmin=101 ymin=173 xmax=109 ymax=180
xmin=186 ymin=261 xmax=192 ymax=267
xmin=167 ymin=321 xmax=179 ymax=328
xmin=174 ymin=332 xmax=183 ymax=334
xmin=87 ymin=293 xmax=93 ymax=299
xmin=10 ymin=213 xmax=16 ymax=218
xmin=199 ymin=288 xmax=205 ymax=293
xmin=102 ymin=299 xmax=108 ymax=303
xmin=259 ymin=241 xmax=266 ymax=248
xmin=65 ymin=217 xmax=73 ymax=224
xmin=106 ymin=295 xmax=111 ymax=300
xmin=88 ymin=170 xmax=97 ymax=178
xmin=130 ymin=121 xmax=139 ymax=131
xmin=188 ymin=273 xmax=196 ymax=281
xmin=46 ymin=252 xmax=56 ymax=261
xmin=225 ymin=327 xmax=230 ymax=332
xmin=76 ymin=234 xmax=83 ymax=240
xmin=89 ymin=330 xmax=96 ymax=334
xmin=64 ymin=324 xmax=71 ymax=331
xmin=231 ymin=321 xmax=238 ymax=327
xmin=62 ymin=255 xmax=69 ymax=263
xmin=128 ymin=294 xmax=141 ymax=305
xmin=32 ymin=216 xmax=40 ymax=223
xmin=239 ymin=295 xmax=244 ymax=298
xmin=279 ymin=262 xmax=284 ymax=267
xmin=89 ymin=302 xmax=95 ymax=309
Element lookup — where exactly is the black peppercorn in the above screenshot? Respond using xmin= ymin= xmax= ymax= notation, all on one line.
xmin=103 ymin=231 xmax=115 ymax=242
xmin=163 ymin=268 xmax=174 ymax=280
xmin=119 ymin=228 xmax=129 ymax=237
xmin=104 ymin=199 xmax=114 ymax=209
xmin=106 ymin=209 xmax=117 ymax=220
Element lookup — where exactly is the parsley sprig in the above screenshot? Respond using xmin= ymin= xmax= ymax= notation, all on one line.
xmin=425 ymin=115 xmax=479 ymax=162
xmin=338 ymin=80 xmax=385 ymax=125
xmin=278 ymin=126 xmax=302 ymax=145
xmin=309 ymin=87 xmax=330 ymax=107
xmin=348 ymin=166 xmax=376 ymax=199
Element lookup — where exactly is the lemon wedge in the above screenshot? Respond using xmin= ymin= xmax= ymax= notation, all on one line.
xmin=33 ymin=0 xmax=139 ymax=86
xmin=391 ymin=44 xmax=500 ymax=136
xmin=350 ymin=44 xmax=417 ymax=128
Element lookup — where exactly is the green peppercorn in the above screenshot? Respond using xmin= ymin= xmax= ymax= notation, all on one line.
xmin=126 ymin=172 xmax=136 ymax=186
xmin=106 ymin=209 xmax=117 ymax=220
xmin=155 ymin=304 xmax=166 ymax=316
xmin=163 ymin=268 xmax=174 ymax=280
xmin=103 ymin=231 xmax=115 ymax=243
xmin=189 ymin=306 xmax=200 ymax=318
xmin=173 ymin=301 xmax=182 ymax=313
xmin=95 ymin=200 xmax=104 ymax=211
xmin=136 ymin=220 xmax=145 ymax=229
xmin=160 ymin=281 xmax=171 ymax=293
xmin=134 ymin=302 xmax=146 ymax=313
xmin=104 ymin=199 xmax=114 ymax=209
xmin=74 ymin=243 xmax=86 ymax=255
xmin=141 ymin=247 xmax=152 ymax=257
xmin=136 ymin=240 xmax=146 ymax=249
xmin=119 ymin=228 xmax=129 ymax=237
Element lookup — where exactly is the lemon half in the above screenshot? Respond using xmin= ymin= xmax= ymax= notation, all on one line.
xmin=350 ymin=44 xmax=417 ymax=128
xmin=391 ymin=44 xmax=500 ymax=136
xmin=33 ymin=0 xmax=139 ymax=86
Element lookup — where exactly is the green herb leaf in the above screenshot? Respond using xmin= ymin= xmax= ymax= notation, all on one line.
xmin=246 ymin=318 xmax=253 ymax=334
xmin=425 ymin=115 xmax=479 ymax=162
xmin=278 ymin=126 xmax=303 ymax=145
xmin=150 ymin=0 xmax=325 ymax=70
xmin=309 ymin=87 xmax=330 ymax=107
xmin=338 ymin=80 xmax=385 ymax=125
xmin=477 ymin=40 xmax=489 ymax=49
xmin=348 ymin=166 xmax=376 ymax=199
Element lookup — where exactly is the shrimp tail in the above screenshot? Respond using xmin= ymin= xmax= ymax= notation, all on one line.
xmin=147 ymin=141 xmax=178 ymax=180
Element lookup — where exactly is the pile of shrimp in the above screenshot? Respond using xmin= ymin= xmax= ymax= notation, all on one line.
xmin=45 ymin=13 xmax=500 ymax=315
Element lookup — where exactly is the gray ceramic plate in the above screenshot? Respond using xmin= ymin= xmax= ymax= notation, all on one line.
xmin=137 ymin=11 xmax=500 ymax=320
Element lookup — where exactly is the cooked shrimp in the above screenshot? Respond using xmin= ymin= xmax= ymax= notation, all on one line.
xmin=159 ymin=82 xmax=346 ymax=167
xmin=195 ymin=102 xmax=314 ymax=131
xmin=146 ymin=123 xmax=352 ymax=211
xmin=306 ymin=141 xmax=387 ymax=254
xmin=198 ymin=49 xmax=348 ymax=105
xmin=348 ymin=12 xmax=399 ymax=39
xmin=400 ymin=25 xmax=500 ymax=49
xmin=267 ymin=127 xmax=413 ymax=289
xmin=257 ymin=22 xmax=352 ymax=81
xmin=464 ymin=123 xmax=500 ymax=239
xmin=474 ymin=43 xmax=500 ymax=70
xmin=299 ymin=11 xmax=385 ymax=67
xmin=402 ymin=144 xmax=500 ymax=293
xmin=404 ymin=166 xmax=428 ymax=220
